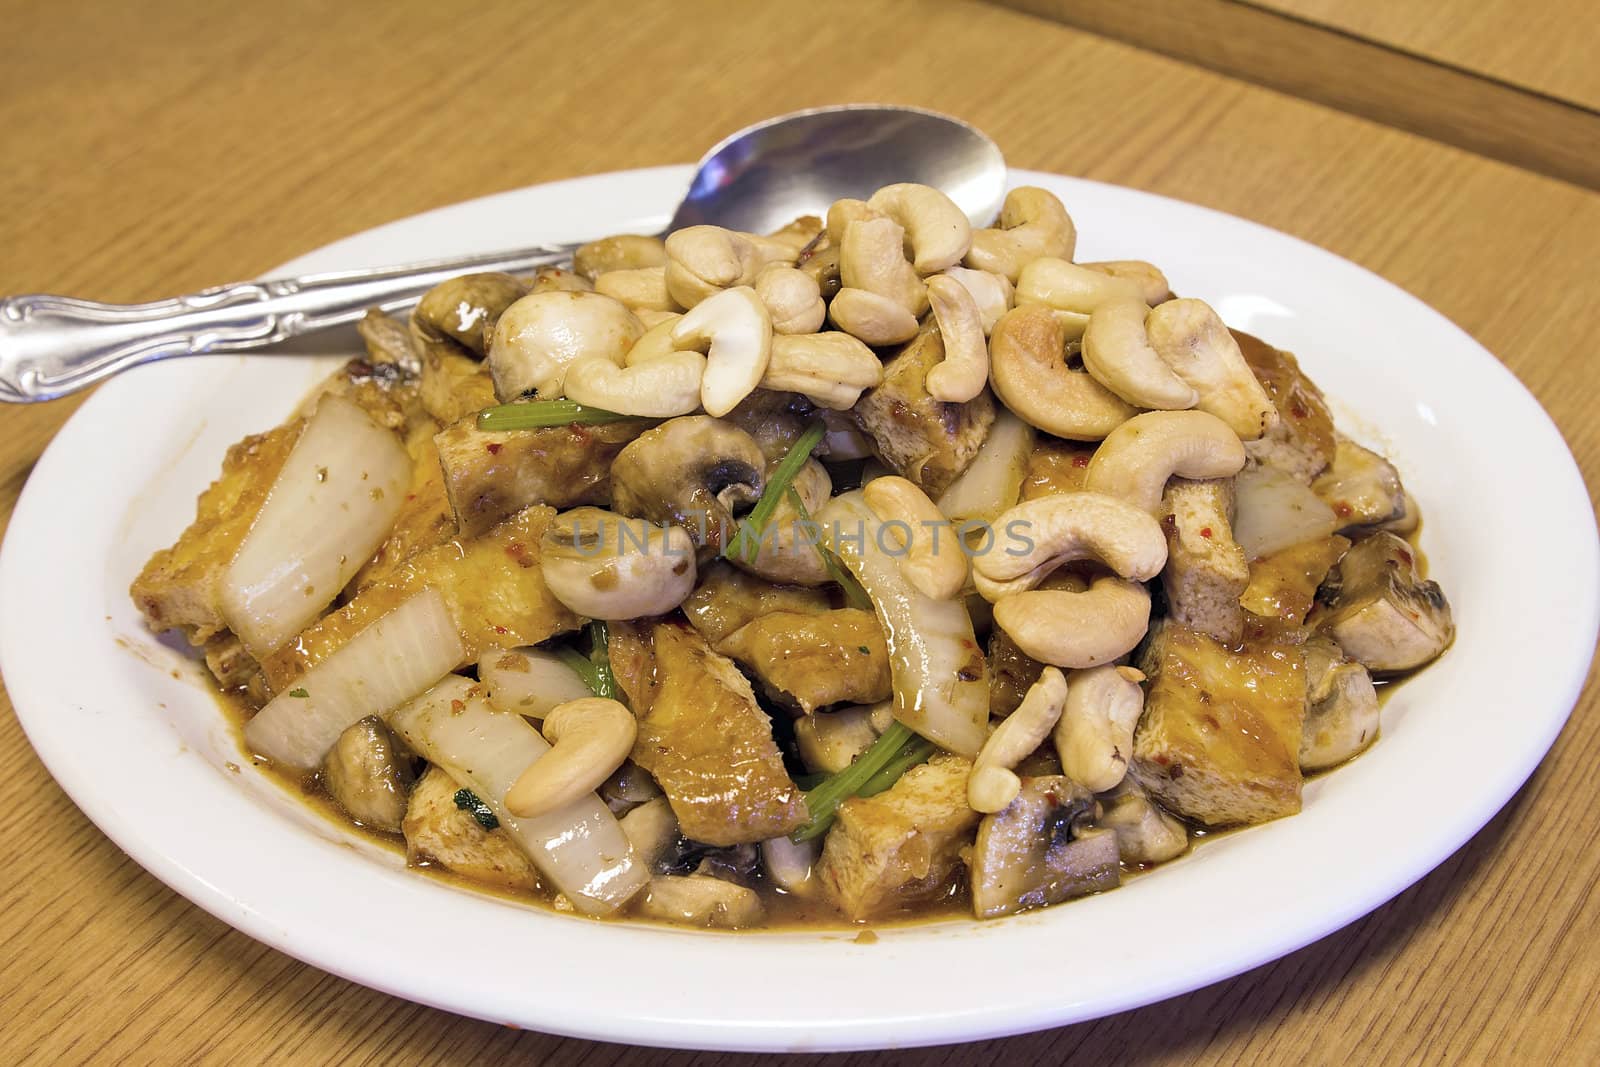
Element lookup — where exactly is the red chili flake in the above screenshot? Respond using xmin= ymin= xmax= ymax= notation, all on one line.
xmin=449 ymin=699 xmax=466 ymax=714
xmin=1199 ymin=526 xmax=1214 ymax=539
xmin=504 ymin=541 xmax=535 ymax=568
xmin=1072 ymin=454 xmax=1090 ymax=468
xmin=405 ymin=493 xmax=417 ymax=502
xmin=1290 ymin=401 xmax=1308 ymax=419
xmin=493 ymin=625 xmax=509 ymax=635
xmin=1333 ymin=501 xmax=1353 ymax=518
xmin=486 ymin=442 xmax=503 ymax=455
xmin=1397 ymin=547 xmax=1414 ymax=566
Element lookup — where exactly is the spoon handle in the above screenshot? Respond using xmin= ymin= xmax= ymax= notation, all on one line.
xmin=0 ymin=242 xmax=580 ymax=403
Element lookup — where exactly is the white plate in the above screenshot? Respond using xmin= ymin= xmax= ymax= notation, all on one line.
xmin=2 ymin=167 xmax=1596 ymax=1052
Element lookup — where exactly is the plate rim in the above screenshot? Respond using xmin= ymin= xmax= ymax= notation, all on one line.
xmin=2 ymin=165 xmax=1596 ymax=1052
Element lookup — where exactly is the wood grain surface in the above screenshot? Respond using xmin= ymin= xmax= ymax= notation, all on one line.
xmin=1255 ymin=0 xmax=1600 ymax=111
xmin=994 ymin=0 xmax=1600 ymax=190
xmin=2 ymin=1 xmax=1598 ymax=1063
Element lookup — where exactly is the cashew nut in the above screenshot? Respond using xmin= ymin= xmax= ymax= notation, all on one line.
xmin=664 ymin=225 xmax=794 ymax=308
xmin=1014 ymin=257 xmax=1144 ymax=337
xmin=574 ymin=234 xmax=668 ymax=282
xmin=825 ymin=197 xmax=884 ymax=245
xmin=968 ymin=666 xmax=1068 ymax=813
xmin=539 ymin=506 xmax=698 ymax=619
xmin=593 ymin=266 xmax=682 ymax=313
xmin=733 ymin=459 xmax=833 ymax=586
xmin=862 ymin=475 xmax=968 ymax=600
xmin=528 ymin=266 xmax=594 ymax=294
xmin=1082 ymin=297 xmax=1199 ymax=410
xmin=866 ymin=182 xmax=973 ymax=274
xmin=1080 ymin=260 xmax=1170 ymax=306
xmin=670 ymin=286 xmax=773 ymax=417
xmin=624 ymin=313 xmax=684 ymax=365
xmin=995 ymin=575 xmax=1152 ymax=669
xmin=964 ymin=187 xmax=1077 ymax=282
xmin=987 ymin=305 xmax=1138 ymax=441
xmin=487 ymin=290 xmax=643 ymax=401
xmin=634 ymin=309 xmax=680 ymax=329
xmin=827 ymin=287 xmax=921 ymax=346
xmin=924 ymin=274 xmax=989 ymax=403
xmin=765 ymin=214 xmax=824 ymax=254
xmin=763 ymin=331 xmax=884 ymax=409
xmin=1145 ymin=298 xmax=1279 ymax=440
xmin=754 ymin=264 xmax=825 ymax=334
xmin=505 ymin=697 xmax=637 ymax=818
xmin=840 ymin=215 xmax=928 ymax=314
xmin=1084 ymin=410 xmax=1247 ymax=513
xmin=562 ymin=351 xmax=706 ymax=417
xmin=973 ymin=491 xmax=1168 ymax=601
xmin=1054 ymin=664 xmax=1144 ymax=792
xmin=941 ymin=266 xmax=1014 ymax=335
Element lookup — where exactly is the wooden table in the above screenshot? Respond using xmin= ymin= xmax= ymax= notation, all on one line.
xmin=2 ymin=1 xmax=1597 ymax=1062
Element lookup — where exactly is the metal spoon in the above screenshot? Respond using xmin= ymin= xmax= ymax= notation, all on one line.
xmin=0 ymin=104 xmax=1005 ymax=403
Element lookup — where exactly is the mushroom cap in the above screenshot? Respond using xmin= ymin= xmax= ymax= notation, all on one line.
xmin=609 ymin=416 xmax=766 ymax=551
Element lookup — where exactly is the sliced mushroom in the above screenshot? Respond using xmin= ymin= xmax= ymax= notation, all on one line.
xmin=1311 ymin=436 xmax=1406 ymax=531
xmin=321 ymin=716 xmax=414 ymax=833
xmin=1098 ymin=777 xmax=1188 ymax=865
xmin=637 ymin=874 xmax=766 ymax=929
xmin=762 ymin=834 xmax=821 ymax=897
xmin=412 ymin=272 xmax=529 ymax=358
xmin=609 ymin=416 xmax=766 ymax=551
xmin=619 ymin=797 xmax=680 ymax=869
xmin=1300 ymin=635 xmax=1381 ymax=771
xmin=794 ymin=702 xmax=887 ymax=774
xmin=1314 ymin=531 xmax=1453 ymax=674
xmin=969 ymin=776 xmax=1120 ymax=919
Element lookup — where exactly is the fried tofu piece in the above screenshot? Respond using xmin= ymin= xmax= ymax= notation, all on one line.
xmin=681 ymin=560 xmax=831 ymax=645
xmin=816 ymin=754 xmax=978 ymax=920
xmin=130 ymin=419 xmax=304 ymax=648
xmin=606 ymin=619 xmax=659 ymax=715
xmin=1020 ymin=437 xmax=1095 ymax=500
xmin=435 ymin=416 xmax=647 ymax=539
xmin=1234 ymin=330 xmax=1336 ymax=483
xmin=853 ymin=324 xmax=995 ymax=496
xmin=1240 ymin=535 xmax=1350 ymax=627
xmin=1131 ymin=622 xmax=1306 ymax=827
xmin=718 ymin=608 xmax=892 ymax=714
xmin=260 ymin=505 xmax=579 ymax=692
xmin=1159 ymin=478 xmax=1249 ymax=644
xmin=349 ymin=425 xmax=457 ymax=594
xmin=403 ymin=765 xmax=540 ymax=892
xmin=632 ymin=623 xmax=807 ymax=846
xmin=202 ymin=634 xmax=259 ymax=691
xmin=419 ymin=348 xmax=497 ymax=426
xmin=636 ymin=874 xmax=766 ymax=929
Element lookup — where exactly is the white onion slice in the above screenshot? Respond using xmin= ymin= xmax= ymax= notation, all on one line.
xmin=244 ymin=588 xmax=464 ymax=770
xmin=1233 ymin=464 xmax=1341 ymax=559
xmin=937 ymin=409 xmax=1035 ymax=526
xmin=818 ymin=491 xmax=989 ymax=757
xmin=387 ymin=676 xmax=648 ymax=916
xmin=478 ymin=646 xmax=594 ymax=719
xmin=221 ymin=394 xmax=410 ymax=658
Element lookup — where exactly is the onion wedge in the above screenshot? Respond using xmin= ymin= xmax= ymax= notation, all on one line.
xmin=1233 ymin=464 xmax=1340 ymax=559
xmin=478 ymin=646 xmax=594 ymax=719
xmin=937 ymin=409 xmax=1034 ymax=526
xmin=817 ymin=491 xmax=989 ymax=756
xmin=244 ymin=587 xmax=464 ymax=770
xmin=221 ymin=394 xmax=410 ymax=658
xmin=388 ymin=676 xmax=648 ymax=916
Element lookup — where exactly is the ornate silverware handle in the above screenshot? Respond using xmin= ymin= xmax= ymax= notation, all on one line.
xmin=0 ymin=242 xmax=581 ymax=403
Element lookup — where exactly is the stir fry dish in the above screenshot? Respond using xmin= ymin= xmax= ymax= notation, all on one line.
xmin=130 ymin=183 xmax=1454 ymax=927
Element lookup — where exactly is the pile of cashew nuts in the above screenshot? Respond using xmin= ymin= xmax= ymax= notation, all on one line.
xmin=480 ymin=182 xmax=1281 ymax=839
